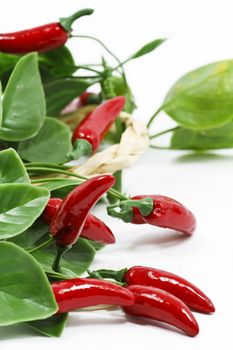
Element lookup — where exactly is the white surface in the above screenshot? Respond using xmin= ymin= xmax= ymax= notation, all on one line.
xmin=0 ymin=0 xmax=233 ymax=348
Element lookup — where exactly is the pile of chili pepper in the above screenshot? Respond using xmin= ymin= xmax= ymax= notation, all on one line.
xmin=0 ymin=7 xmax=216 ymax=339
xmin=51 ymin=263 xmax=215 ymax=337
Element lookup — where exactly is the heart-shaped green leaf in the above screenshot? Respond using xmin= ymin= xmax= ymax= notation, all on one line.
xmin=0 ymin=53 xmax=45 ymax=141
xmin=0 ymin=242 xmax=57 ymax=326
xmin=0 ymin=148 xmax=30 ymax=184
xmin=171 ymin=122 xmax=233 ymax=149
xmin=26 ymin=313 xmax=68 ymax=337
xmin=163 ymin=60 xmax=233 ymax=130
xmin=44 ymin=78 xmax=94 ymax=116
xmin=0 ymin=184 xmax=49 ymax=239
xmin=18 ymin=117 xmax=72 ymax=163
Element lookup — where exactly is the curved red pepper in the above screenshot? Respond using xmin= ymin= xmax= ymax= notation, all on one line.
xmin=67 ymin=96 xmax=125 ymax=160
xmin=124 ymin=266 xmax=215 ymax=313
xmin=131 ymin=195 xmax=196 ymax=235
xmin=122 ymin=285 xmax=199 ymax=337
xmin=0 ymin=9 xmax=93 ymax=54
xmin=52 ymin=278 xmax=135 ymax=313
xmin=50 ymin=175 xmax=115 ymax=247
xmin=43 ymin=197 xmax=115 ymax=244
xmin=82 ymin=214 xmax=115 ymax=244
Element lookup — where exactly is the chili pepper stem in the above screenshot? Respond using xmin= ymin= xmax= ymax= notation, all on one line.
xmin=66 ymin=139 xmax=92 ymax=161
xmin=119 ymin=197 xmax=153 ymax=216
xmin=59 ymin=9 xmax=94 ymax=33
xmin=88 ymin=268 xmax=127 ymax=283
xmin=28 ymin=237 xmax=53 ymax=253
xmin=52 ymin=245 xmax=71 ymax=272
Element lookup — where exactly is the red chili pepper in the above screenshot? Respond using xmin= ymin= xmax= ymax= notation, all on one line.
xmin=82 ymin=214 xmax=115 ymax=244
xmin=43 ymin=198 xmax=63 ymax=225
xmin=50 ymin=175 xmax=115 ymax=247
xmin=108 ymin=194 xmax=196 ymax=235
xmin=52 ymin=278 xmax=135 ymax=313
xmin=78 ymin=92 xmax=101 ymax=107
xmin=0 ymin=9 xmax=93 ymax=54
xmin=122 ymin=285 xmax=199 ymax=337
xmin=67 ymin=96 xmax=125 ymax=160
xmin=43 ymin=197 xmax=115 ymax=244
xmin=124 ymin=266 xmax=215 ymax=313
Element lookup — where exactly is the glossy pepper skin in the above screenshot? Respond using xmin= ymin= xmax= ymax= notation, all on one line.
xmin=43 ymin=198 xmax=63 ymax=225
xmin=0 ymin=9 xmax=93 ymax=54
xmin=50 ymin=175 xmax=115 ymax=247
xmin=122 ymin=285 xmax=199 ymax=337
xmin=43 ymin=197 xmax=115 ymax=244
xmin=124 ymin=266 xmax=215 ymax=313
xmin=131 ymin=195 xmax=196 ymax=235
xmin=72 ymin=96 xmax=125 ymax=151
xmin=52 ymin=278 xmax=135 ymax=313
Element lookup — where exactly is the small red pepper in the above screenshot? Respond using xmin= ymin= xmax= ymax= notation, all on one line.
xmin=124 ymin=266 xmax=215 ymax=313
xmin=50 ymin=175 xmax=115 ymax=271
xmin=50 ymin=175 xmax=115 ymax=247
xmin=52 ymin=278 xmax=135 ymax=313
xmin=43 ymin=197 xmax=115 ymax=244
xmin=67 ymin=96 xmax=125 ymax=160
xmin=0 ymin=9 xmax=93 ymax=54
xmin=108 ymin=194 xmax=196 ymax=235
xmin=122 ymin=285 xmax=199 ymax=337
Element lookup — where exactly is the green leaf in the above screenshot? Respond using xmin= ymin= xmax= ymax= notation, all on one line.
xmin=163 ymin=60 xmax=233 ymax=130
xmin=39 ymin=46 xmax=76 ymax=79
xmin=18 ymin=117 xmax=72 ymax=163
xmin=0 ymin=52 xmax=20 ymax=77
xmin=26 ymin=313 xmax=68 ymax=337
xmin=0 ymin=242 xmax=57 ymax=326
xmin=171 ymin=122 xmax=233 ymax=149
xmin=8 ymin=219 xmax=49 ymax=249
xmin=0 ymin=184 xmax=49 ymax=239
xmin=0 ymin=148 xmax=30 ymax=184
xmin=44 ymin=78 xmax=94 ymax=116
xmin=0 ymin=53 xmax=45 ymax=141
xmin=130 ymin=38 xmax=166 ymax=60
xmin=32 ymin=238 xmax=96 ymax=277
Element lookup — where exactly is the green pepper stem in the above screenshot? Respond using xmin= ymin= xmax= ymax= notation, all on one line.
xmin=52 ymin=245 xmax=71 ymax=273
xmin=66 ymin=139 xmax=92 ymax=161
xmin=120 ymin=197 xmax=154 ymax=216
xmin=59 ymin=8 xmax=94 ymax=33
xmin=88 ymin=268 xmax=127 ymax=283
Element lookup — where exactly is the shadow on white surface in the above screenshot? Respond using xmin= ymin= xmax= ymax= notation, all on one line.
xmin=127 ymin=230 xmax=191 ymax=250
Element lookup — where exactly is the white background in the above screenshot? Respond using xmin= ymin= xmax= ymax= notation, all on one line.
xmin=0 ymin=0 xmax=233 ymax=349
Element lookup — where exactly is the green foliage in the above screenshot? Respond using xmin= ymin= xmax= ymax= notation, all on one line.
xmin=18 ymin=118 xmax=72 ymax=163
xmin=0 ymin=242 xmax=57 ymax=326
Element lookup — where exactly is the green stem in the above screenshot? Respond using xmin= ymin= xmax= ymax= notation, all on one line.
xmin=28 ymin=237 xmax=53 ymax=253
xmin=52 ymin=245 xmax=71 ymax=273
xmin=149 ymin=126 xmax=180 ymax=139
xmin=28 ymin=167 xmax=127 ymax=201
xmin=59 ymin=8 xmax=94 ymax=33
xmin=25 ymin=163 xmax=70 ymax=170
xmin=31 ymin=178 xmax=66 ymax=184
xmin=73 ymin=65 xmax=102 ymax=74
xmin=147 ymin=106 xmax=163 ymax=128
